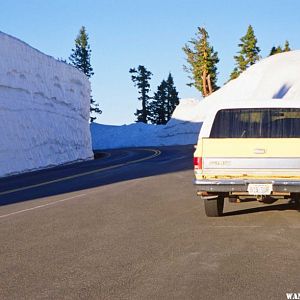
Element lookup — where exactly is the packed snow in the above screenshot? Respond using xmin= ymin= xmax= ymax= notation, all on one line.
xmin=0 ymin=32 xmax=93 ymax=177
xmin=92 ymin=50 xmax=300 ymax=150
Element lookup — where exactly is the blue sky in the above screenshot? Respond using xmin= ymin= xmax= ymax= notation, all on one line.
xmin=1 ymin=0 xmax=300 ymax=124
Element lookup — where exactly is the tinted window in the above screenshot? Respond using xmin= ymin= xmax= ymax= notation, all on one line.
xmin=210 ymin=108 xmax=300 ymax=138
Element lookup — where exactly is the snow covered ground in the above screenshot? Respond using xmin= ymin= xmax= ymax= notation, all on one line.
xmin=92 ymin=50 xmax=300 ymax=150
xmin=91 ymin=98 xmax=202 ymax=149
xmin=0 ymin=32 xmax=93 ymax=177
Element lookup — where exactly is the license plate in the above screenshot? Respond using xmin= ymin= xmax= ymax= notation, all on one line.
xmin=247 ymin=184 xmax=273 ymax=195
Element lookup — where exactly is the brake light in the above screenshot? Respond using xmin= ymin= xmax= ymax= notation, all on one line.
xmin=193 ymin=157 xmax=202 ymax=170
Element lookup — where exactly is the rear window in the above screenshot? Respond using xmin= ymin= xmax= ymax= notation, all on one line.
xmin=210 ymin=108 xmax=300 ymax=138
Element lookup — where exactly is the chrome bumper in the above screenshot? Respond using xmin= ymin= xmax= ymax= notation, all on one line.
xmin=194 ymin=179 xmax=300 ymax=193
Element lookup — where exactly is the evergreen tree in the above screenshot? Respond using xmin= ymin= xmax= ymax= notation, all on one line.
xmin=229 ymin=67 xmax=240 ymax=80
xmin=149 ymin=73 xmax=179 ymax=125
xmin=284 ymin=40 xmax=291 ymax=51
xmin=69 ymin=26 xmax=101 ymax=122
xmin=230 ymin=25 xmax=260 ymax=80
xmin=183 ymin=27 xmax=219 ymax=97
xmin=165 ymin=73 xmax=179 ymax=121
xmin=269 ymin=41 xmax=291 ymax=56
xmin=150 ymin=80 xmax=168 ymax=125
xmin=270 ymin=46 xmax=279 ymax=56
xmin=269 ymin=45 xmax=282 ymax=56
xmin=129 ymin=65 xmax=152 ymax=123
xmin=70 ymin=26 xmax=94 ymax=77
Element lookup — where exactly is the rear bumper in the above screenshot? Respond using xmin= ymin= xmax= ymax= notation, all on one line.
xmin=194 ymin=179 xmax=300 ymax=193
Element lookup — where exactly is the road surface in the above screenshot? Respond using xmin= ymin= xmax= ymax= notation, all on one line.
xmin=1 ymin=145 xmax=300 ymax=299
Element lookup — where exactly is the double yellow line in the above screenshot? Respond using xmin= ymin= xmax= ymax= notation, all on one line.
xmin=0 ymin=149 xmax=161 ymax=196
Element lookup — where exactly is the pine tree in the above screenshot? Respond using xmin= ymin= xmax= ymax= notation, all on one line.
xmin=150 ymin=80 xmax=168 ymax=125
xmin=269 ymin=41 xmax=291 ymax=56
xmin=149 ymin=73 xmax=179 ymax=125
xmin=229 ymin=67 xmax=240 ymax=80
xmin=69 ymin=26 xmax=101 ymax=122
xmin=129 ymin=65 xmax=152 ymax=123
xmin=183 ymin=27 xmax=219 ymax=97
xmin=269 ymin=45 xmax=282 ymax=56
xmin=230 ymin=25 xmax=260 ymax=80
xmin=270 ymin=46 xmax=279 ymax=56
xmin=284 ymin=40 xmax=291 ymax=51
xmin=70 ymin=26 xmax=94 ymax=78
xmin=165 ymin=73 xmax=179 ymax=121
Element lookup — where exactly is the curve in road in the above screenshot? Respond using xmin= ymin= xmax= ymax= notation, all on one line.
xmin=0 ymin=148 xmax=161 ymax=197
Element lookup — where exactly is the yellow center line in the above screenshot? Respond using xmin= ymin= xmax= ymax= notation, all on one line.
xmin=0 ymin=149 xmax=161 ymax=196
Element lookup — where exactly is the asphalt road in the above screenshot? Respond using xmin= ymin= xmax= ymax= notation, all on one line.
xmin=1 ymin=145 xmax=300 ymax=299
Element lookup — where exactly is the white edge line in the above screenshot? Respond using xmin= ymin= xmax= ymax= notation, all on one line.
xmin=0 ymin=193 xmax=86 ymax=220
xmin=0 ymin=149 xmax=161 ymax=220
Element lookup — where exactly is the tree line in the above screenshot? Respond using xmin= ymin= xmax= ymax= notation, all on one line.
xmin=68 ymin=26 xmax=180 ymax=125
xmin=129 ymin=66 xmax=179 ymax=125
xmin=183 ymin=25 xmax=291 ymax=98
xmin=68 ymin=25 xmax=292 ymax=123
xmin=68 ymin=26 xmax=179 ymax=125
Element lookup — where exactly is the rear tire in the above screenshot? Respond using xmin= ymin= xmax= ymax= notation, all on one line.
xmin=204 ymin=196 xmax=224 ymax=217
xmin=291 ymin=193 xmax=300 ymax=207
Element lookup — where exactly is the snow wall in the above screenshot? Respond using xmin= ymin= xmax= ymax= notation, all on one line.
xmin=91 ymin=50 xmax=300 ymax=150
xmin=0 ymin=32 xmax=93 ymax=177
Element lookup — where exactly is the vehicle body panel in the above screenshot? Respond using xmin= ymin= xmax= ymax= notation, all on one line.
xmin=195 ymin=138 xmax=300 ymax=180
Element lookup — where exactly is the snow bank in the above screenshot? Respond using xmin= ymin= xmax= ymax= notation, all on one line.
xmin=91 ymin=123 xmax=160 ymax=149
xmin=91 ymin=98 xmax=202 ymax=149
xmin=92 ymin=50 xmax=300 ymax=150
xmin=190 ymin=50 xmax=300 ymax=124
xmin=0 ymin=32 xmax=93 ymax=177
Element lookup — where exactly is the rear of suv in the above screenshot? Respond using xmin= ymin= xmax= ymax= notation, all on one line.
xmin=194 ymin=101 xmax=300 ymax=217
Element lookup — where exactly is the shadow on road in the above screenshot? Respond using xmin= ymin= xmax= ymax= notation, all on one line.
xmin=0 ymin=145 xmax=194 ymax=206
xmin=223 ymin=201 xmax=300 ymax=216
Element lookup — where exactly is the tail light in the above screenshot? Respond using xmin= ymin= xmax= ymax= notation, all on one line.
xmin=193 ymin=157 xmax=202 ymax=170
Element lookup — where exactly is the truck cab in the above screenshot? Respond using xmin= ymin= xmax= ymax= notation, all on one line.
xmin=194 ymin=100 xmax=300 ymax=217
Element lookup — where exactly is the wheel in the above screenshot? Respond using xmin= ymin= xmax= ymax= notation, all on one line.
xmin=290 ymin=193 xmax=300 ymax=207
xmin=204 ymin=196 xmax=224 ymax=217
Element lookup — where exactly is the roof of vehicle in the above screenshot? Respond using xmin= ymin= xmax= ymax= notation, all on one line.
xmin=207 ymin=99 xmax=300 ymax=110
xmin=199 ymin=99 xmax=300 ymax=138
